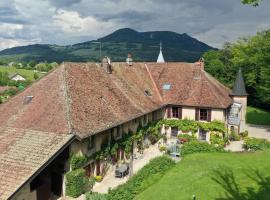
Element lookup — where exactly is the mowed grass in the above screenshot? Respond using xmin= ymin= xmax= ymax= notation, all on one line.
xmin=247 ymin=106 xmax=270 ymax=126
xmin=0 ymin=66 xmax=42 ymax=81
xmin=136 ymin=152 xmax=270 ymax=200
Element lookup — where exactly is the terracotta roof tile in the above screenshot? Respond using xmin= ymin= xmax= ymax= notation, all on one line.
xmin=147 ymin=62 xmax=232 ymax=108
xmin=0 ymin=127 xmax=73 ymax=200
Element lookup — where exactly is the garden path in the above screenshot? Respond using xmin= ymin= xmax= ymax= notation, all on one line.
xmin=247 ymin=124 xmax=270 ymax=140
xmin=92 ymin=143 xmax=163 ymax=194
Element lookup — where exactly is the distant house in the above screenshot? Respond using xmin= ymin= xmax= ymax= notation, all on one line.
xmin=8 ymin=73 xmax=26 ymax=81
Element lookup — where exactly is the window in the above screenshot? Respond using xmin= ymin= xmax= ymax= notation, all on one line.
xmin=199 ymin=130 xmax=207 ymax=141
xmin=196 ymin=108 xmax=211 ymax=121
xmin=115 ymin=126 xmax=121 ymax=139
xmin=152 ymin=111 xmax=158 ymax=121
xmin=171 ymin=106 xmax=182 ymax=119
xmin=200 ymin=109 xmax=208 ymax=121
xmin=87 ymin=135 xmax=95 ymax=150
xmin=143 ymin=115 xmax=147 ymax=125
xmin=171 ymin=127 xmax=178 ymax=137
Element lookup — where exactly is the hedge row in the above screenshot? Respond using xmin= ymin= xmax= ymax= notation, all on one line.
xmin=106 ymin=156 xmax=175 ymax=200
xmin=181 ymin=141 xmax=226 ymax=156
xmin=66 ymin=169 xmax=90 ymax=198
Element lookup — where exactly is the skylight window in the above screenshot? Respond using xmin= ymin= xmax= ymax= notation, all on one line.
xmin=163 ymin=84 xmax=171 ymax=90
xmin=23 ymin=96 xmax=34 ymax=104
xmin=144 ymin=90 xmax=152 ymax=96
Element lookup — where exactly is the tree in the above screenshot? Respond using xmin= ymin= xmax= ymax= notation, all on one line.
xmin=241 ymin=0 xmax=262 ymax=6
xmin=203 ymin=29 xmax=270 ymax=109
xmin=33 ymin=72 xmax=39 ymax=80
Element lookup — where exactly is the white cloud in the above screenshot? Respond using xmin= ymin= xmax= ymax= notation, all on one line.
xmin=52 ymin=9 xmax=118 ymax=37
xmin=0 ymin=0 xmax=270 ymax=49
xmin=0 ymin=23 xmax=23 ymax=38
xmin=0 ymin=38 xmax=41 ymax=50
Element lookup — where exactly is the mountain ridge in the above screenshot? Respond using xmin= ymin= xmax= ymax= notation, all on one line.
xmin=0 ymin=28 xmax=215 ymax=63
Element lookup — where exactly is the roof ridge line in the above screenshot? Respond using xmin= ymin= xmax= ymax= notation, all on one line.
xmin=61 ymin=62 xmax=74 ymax=134
xmin=144 ymin=63 xmax=163 ymax=102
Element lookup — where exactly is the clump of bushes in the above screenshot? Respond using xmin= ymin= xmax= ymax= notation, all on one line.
xmin=210 ymin=132 xmax=226 ymax=147
xmin=178 ymin=134 xmax=197 ymax=143
xmin=243 ymin=137 xmax=270 ymax=151
xmin=181 ymin=141 xmax=225 ymax=156
xmin=229 ymin=131 xmax=240 ymax=141
xmin=107 ymin=156 xmax=175 ymax=200
xmin=66 ymin=169 xmax=90 ymax=198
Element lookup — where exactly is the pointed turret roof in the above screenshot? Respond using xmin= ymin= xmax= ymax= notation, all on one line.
xmin=157 ymin=42 xmax=165 ymax=63
xmin=231 ymin=68 xmax=248 ymax=96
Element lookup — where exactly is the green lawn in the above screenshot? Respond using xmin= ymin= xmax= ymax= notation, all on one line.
xmin=247 ymin=106 xmax=270 ymax=126
xmin=136 ymin=152 xmax=270 ymax=200
xmin=0 ymin=66 xmax=43 ymax=81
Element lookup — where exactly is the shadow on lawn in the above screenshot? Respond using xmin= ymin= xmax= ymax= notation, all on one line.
xmin=211 ymin=167 xmax=270 ymax=200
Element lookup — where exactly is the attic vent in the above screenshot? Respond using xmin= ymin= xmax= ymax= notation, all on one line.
xmin=162 ymin=84 xmax=171 ymax=90
xmin=23 ymin=96 xmax=33 ymax=104
xmin=144 ymin=90 xmax=152 ymax=96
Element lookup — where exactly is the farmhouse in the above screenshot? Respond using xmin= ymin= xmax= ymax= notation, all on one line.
xmin=8 ymin=73 xmax=26 ymax=82
xmin=0 ymin=54 xmax=247 ymax=200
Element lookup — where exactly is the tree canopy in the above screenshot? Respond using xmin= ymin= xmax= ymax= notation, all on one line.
xmin=203 ymin=30 xmax=270 ymax=109
xmin=241 ymin=0 xmax=262 ymax=6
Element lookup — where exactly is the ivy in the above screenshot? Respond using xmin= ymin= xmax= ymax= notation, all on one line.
xmin=160 ymin=119 xmax=226 ymax=133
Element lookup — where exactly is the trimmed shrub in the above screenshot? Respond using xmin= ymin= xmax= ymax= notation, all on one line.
xmin=181 ymin=141 xmax=225 ymax=156
xmin=243 ymin=137 xmax=270 ymax=151
xmin=86 ymin=192 xmax=108 ymax=200
xmin=107 ymin=156 xmax=175 ymax=200
xmin=66 ymin=169 xmax=89 ymax=198
xmin=70 ymin=154 xmax=88 ymax=170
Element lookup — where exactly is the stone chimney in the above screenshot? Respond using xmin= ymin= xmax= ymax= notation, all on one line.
xmin=126 ymin=53 xmax=133 ymax=66
xmin=101 ymin=57 xmax=112 ymax=74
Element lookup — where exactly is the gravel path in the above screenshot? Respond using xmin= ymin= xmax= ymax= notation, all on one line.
xmin=225 ymin=141 xmax=244 ymax=152
xmin=92 ymin=143 xmax=163 ymax=194
xmin=247 ymin=124 xmax=270 ymax=140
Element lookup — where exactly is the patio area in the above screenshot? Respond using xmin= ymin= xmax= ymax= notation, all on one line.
xmin=92 ymin=143 xmax=163 ymax=193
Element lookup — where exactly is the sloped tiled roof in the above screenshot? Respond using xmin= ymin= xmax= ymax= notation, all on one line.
xmin=0 ymin=127 xmax=74 ymax=200
xmin=147 ymin=62 xmax=232 ymax=108
xmin=64 ymin=62 xmax=163 ymax=138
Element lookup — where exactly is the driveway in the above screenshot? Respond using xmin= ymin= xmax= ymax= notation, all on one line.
xmin=247 ymin=124 xmax=270 ymax=140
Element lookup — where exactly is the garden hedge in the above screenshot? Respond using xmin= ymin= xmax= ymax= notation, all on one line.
xmin=66 ymin=169 xmax=89 ymax=198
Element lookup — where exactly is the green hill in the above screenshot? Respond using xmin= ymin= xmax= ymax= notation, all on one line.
xmin=0 ymin=28 xmax=215 ymax=63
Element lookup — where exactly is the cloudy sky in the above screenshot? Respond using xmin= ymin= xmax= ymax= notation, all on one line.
xmin=0 ymin=0 xmax=270 ymax=50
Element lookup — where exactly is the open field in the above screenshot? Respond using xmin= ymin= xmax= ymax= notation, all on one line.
xmin=247 ymin=106 xmax=270 ymax=126
xmin=136 ymin=151 xmax=270 ymax=200
xmin=0 ymin=66 xmax=43 ymax=81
